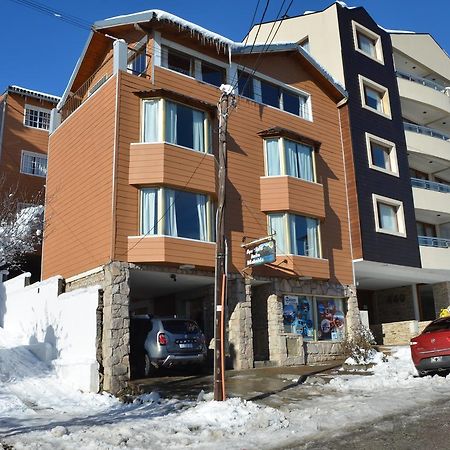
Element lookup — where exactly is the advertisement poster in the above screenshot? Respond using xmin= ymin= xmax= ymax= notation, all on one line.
xmin=316 ymin=298 xmax=345 ymax=341
xmin=283 ymin=295 xmax=314 ymax=339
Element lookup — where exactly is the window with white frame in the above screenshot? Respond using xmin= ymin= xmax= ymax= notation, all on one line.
xmin=359 ymin=76 xmax=391 ymax=118
xmin=283 ymin=295 xmax=345 ymax=341
xmin=372 ymin=194 xmax=406 ymax=237
xmin=20 ymin=150 xmax=47 ymax=177
xmin=238 ymin=70 xmax=311 ymax=120
xmin=142 ymin=98 xmax=212 ymax=153
xmin=365 ymin=133 xmax=398 ymax=176
xmin=128 ymin=36 xmax=147 ymax=76
xmin=352 ymin=21 xmax=384 ymax=64
xmin=268 ymin=213 xmax=321 ymax=257
xmin=161 ymin=45 xmax=226 ymax=88
xmin=265 ymin=137 xmax=316 ymax=181
xmin=24 ymin=105 xmax=51 ymax=130
xmin=140 ymin=187 xmax=214 ymax=241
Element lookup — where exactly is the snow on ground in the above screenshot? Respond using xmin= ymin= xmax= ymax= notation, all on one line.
xmin=1 ymin=328 xmax=450 ymax=449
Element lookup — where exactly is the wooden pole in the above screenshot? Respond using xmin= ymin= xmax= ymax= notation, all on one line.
xmin=214 ymin=86 xmax=234 ymax=401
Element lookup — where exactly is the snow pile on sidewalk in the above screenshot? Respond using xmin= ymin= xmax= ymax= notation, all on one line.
xmin=1 ymin=336 xmax=450 ymax=449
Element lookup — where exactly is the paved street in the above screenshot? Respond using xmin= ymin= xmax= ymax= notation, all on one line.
xmin=287 ymin=396 xmax=450 ymax=450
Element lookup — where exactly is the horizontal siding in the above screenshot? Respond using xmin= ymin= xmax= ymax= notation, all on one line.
xmin=42 ymin=76 xmax=116 ymax=279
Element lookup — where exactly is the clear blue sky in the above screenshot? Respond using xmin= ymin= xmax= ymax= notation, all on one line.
xmin=2 ymin=0 xmax=449 ymax=97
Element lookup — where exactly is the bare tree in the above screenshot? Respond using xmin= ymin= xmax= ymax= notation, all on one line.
xmin=0 ymin=178 xmax=45 ymax=271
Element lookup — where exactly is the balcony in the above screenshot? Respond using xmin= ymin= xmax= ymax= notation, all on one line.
xmin=127 ymin=236 xmax=216 ymax=268
xmin=411 ymin=177 xmax=450 ymax=194
xmin=412 ymin=182 xmax=450 ymax=216
xmin=260 ymin=176 xmax=325 ymax=218
xmin=129 ymin=142 xmax=217 ymax=195
xmin=404 ymin=123 xmax=450 ymax=162
xmin=397 ymin=71 xmax=450 ymax=117
xmin=419 ymin=236 xmax=450 ymax=270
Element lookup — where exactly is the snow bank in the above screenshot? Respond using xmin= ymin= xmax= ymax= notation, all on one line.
xmin=3 ymin=274 xmax=100 ymax=391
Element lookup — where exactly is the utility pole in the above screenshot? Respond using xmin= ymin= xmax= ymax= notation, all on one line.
xmin=213 ymin=84 xmax=235 ymax=401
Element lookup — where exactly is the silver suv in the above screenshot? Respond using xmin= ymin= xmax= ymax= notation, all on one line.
xmin=144 ymin=317 xmax=207 ymax=376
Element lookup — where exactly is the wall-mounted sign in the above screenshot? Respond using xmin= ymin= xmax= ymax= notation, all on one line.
xmin=245 ymin=238 xmax=276 ymax=267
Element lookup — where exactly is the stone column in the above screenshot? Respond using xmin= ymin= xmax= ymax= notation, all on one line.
xmin=345 ymin=284 xmax=362 ymax=340
xmin=102 ymin=261 xmax=131 ymax=394
xmin=432 ymin=281 xmax=450 ymax=317
xmin=267 ymin=294 xmax=287 ymax=365
xmin=113 ymin=39 xmax=128 ymax=74
xmin=227 ymin=277 xmax=254 ymax=370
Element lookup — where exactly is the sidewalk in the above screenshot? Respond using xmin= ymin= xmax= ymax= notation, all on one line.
xmin=128 ymin=361 xmax=344 ymax=401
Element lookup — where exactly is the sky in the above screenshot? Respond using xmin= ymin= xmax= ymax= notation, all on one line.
xmin=1 ymin=0 xmax=449 ymax=97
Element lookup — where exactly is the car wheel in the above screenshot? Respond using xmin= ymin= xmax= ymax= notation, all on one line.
xmin=144 ymin=354 xmax=157 ymax=377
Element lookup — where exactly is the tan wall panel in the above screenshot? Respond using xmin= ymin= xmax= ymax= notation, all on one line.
xmin=127 ymin=236 xmax=215 ymax=268
xmin=260 ymin=176 xmax=325 ymax=218
xmin=129 ymin=142 xmax=217 ymax=194
xmin=42 ymin=77 xmax=117 ymax=279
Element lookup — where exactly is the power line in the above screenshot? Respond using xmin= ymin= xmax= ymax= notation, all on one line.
xmin=7 ymin=0 xmax=92 ymax=31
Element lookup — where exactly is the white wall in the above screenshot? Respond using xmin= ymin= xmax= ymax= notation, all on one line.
xmin=2 ymin=273 xmax=100 ymax=392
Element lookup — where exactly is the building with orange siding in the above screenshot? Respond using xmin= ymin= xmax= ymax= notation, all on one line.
xmin=43 ymin=10 xmax=359 ymax=393
xmin=0 ymin=85 xmax=59 ymax=279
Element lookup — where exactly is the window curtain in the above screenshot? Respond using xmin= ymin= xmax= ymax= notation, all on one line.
xmin=285 ymin=140 xmax=299 ymax=178
xmin=192 ymin=110 xmax=205 ymax=152
xmin=141 ymin=189 xmax=157 ymax=235
xmin=289 ymin=215 xmax=298 ymax=254
xmin=165 ymin=101 xmax=178 ymax=144
xmin=298 ymin=144 xmax=313 ymax=182
xmin=36 ymin=157 xmax=47 ymax=176
xmin=165 ymin=189 xmax=178 ymax=236
xmin=379 ymin=204 xmax=397 ymax=231
xmin=269 ymin=214 xmax=287 ymax=254
xmin=196 ymin=194 xmax=208 ymax=241
xmin=143 ymin=100 xmax=159 ymax=142
xmin=266 ymin=139 xmax=281 ymax=176
xmin=299 ymin=96 xmax=308 ymax=119
xmin=306 ymin=218 xmax=319 ymax=257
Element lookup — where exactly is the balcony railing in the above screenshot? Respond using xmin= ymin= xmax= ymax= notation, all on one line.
xmin=403 ymin=122 xmax=450 ymax=141
xmin=396 ymin=70 xmax=449 ymax=94
xmin=411 ymin=177 xmax=450 ymax=193
xmin=418 ymin=236 xmax=450 ymax=248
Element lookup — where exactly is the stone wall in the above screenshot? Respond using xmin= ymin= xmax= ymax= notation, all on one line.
xmin=370 ymin=319 xmax=432 ymax=345
xmin=227 ymin=277 xmax=253 ymax=370
xmin=432 ymin=282 xmax=450 ymax=317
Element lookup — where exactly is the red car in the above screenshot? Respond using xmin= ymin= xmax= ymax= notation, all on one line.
xmin=410 ymin=317 xmax=450 ymax=376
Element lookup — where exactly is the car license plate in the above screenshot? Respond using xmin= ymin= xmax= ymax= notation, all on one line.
xmin=431 ymin=356 xmax=442 ymax=362
xmin=179 ymin=343 xmax=193 ymax=349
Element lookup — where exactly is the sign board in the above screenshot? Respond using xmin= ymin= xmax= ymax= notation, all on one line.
xmin=245 ymin=239 xmax=276 ymax=267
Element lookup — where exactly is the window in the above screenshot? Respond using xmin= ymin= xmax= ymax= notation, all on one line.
xmin=238 ymin=70 xmax=311 ymax=120
xmin=372 ymin=194 xmax=406 ymax=237
xmin=128 ymin=37 xmax=147 ymax=77
xmin=283 ymin=295 xmax=345 ymax=341
xmin=359 ymin=76 xmax=391 ymax=118
xmin=416 ymin=221 xmax=437 ymax=238
xmin=140 ymin=187 xmax=213 ymax=242
xmin=24 ymin=105 xmax=51 ymax=130
xmin=352 ymin=21 xmax=384 ymax=64
xmin=268 ymin=213 xmax=321 ymax=258
xmin=161 ymin=45 xmax=226 ymax=88
xmin=20 ymin=150 xmax=47 ymax=177
xmin=365 ymin=133 xmax=398 ymax=176
xmin=265 ymin=138 xmax=315 ymax=181
xmin=142 ymin=99 xmax=211 ymax=153
xmin=201 ymin=62 xmax=226 ymax=87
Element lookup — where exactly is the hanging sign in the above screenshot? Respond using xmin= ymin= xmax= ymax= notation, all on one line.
xmin=245 ymin=238 xmax=276 ymax=267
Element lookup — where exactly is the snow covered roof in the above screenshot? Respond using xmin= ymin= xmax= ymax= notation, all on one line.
xmin=7 ymin=85 xmax=60 ymax=103
xmin=233 ymin=43 xmax=347 ymax=98
xmin=93 ymin=10 xmax=240 ymax=52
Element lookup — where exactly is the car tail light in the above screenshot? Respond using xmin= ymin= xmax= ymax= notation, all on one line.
xmin=158 ymin=333 xmax=168 ymax=346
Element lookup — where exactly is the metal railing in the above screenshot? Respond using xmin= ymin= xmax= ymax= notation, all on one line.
xmin=411 ymin=177 xmax=450 ymax=193
xmin=396 ymin=70 xmax=449 ymax=94
xmin=403 ymin=122 xmax=450 ymax=141
xmin=60 ymin=54 xmax=113 ymax=122
xmin=418 ymin=236 xmax=450 ymax=248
